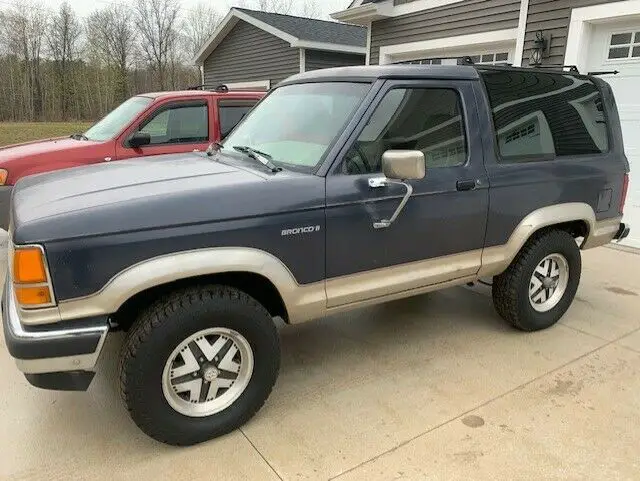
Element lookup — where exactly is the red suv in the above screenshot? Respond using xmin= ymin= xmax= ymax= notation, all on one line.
xmin=0 ymin=87 xmax=264 ymax=228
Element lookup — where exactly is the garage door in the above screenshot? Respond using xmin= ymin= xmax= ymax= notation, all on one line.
xmin=588 ymin=23 xmax=640 ymax=248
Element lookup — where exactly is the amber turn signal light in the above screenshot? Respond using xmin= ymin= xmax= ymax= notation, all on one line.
xmin=15 ymin=286 xmax=52 ymax=306
xmin=13 ymin=247 xmax=47 ymax=284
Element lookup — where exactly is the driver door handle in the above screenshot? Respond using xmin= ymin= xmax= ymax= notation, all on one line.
xmin=456 ymin=179 xmax=477 ymax=192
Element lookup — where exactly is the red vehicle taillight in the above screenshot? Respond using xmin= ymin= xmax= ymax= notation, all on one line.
xmin=620 ymin=173 xmax=629 ymax=215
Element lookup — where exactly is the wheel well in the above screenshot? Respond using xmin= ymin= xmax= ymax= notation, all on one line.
xmin=110 ymin=272 xmax=288 ymax=331
xmin=544 ymin=220 xmax=589 ymax=240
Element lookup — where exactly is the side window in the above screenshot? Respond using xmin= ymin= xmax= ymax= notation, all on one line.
xmin=139 ymin=103 xmax=208 ymax=145
xmin=219 ymin=101 xmax=257 ymax=139
xmin=342 ymin=88 xmax=468 ymax=175
xmin=480 ymin=70 xmax=609 ymax=162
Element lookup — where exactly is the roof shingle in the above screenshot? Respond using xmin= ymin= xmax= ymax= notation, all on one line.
xmin=235 ymin=8 xmax=367 ymax=48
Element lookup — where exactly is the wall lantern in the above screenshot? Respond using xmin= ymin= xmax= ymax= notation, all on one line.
xmin=530 ymin=30 xmax=551 ymax=66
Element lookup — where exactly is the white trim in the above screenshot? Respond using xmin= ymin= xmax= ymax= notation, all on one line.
xmin=200 ymin=65 xmax=205 ymax=86
xmin=194 ymin=8 xmax=366 ymax=64
xmin=224 ymin=80 xmax=271 ymax=91
xmin=299 ymin=48 xmax=306 ymax=73
xmin=378 ymin=28 xmax=518 ymax=65
xmin=292 ymin=40 xmax=367 ymax=55
xmin=514 ymin=0 xmax=530 ymax=67
xmin=331 ymin=2 xmax=393 ymax=25
xmin=366 ymin=22 xmax=372 ymax=65
xmin=565 ymin=0 xmax=640 ymax=73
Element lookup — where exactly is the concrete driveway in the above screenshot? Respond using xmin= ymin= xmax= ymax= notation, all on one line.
xmin=1 ymin=237 xmax=639 ymax=481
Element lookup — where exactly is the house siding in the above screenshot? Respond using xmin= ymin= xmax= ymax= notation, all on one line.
xmin=370 ymin=0 xmax=521 ymax=64
xmin=203 ymin=20 xmax=299 ymax=88
xmin=305 ymin=49 xmax=365 ymax=71
xmin=523 ymin=0 xmax=627 ymax=66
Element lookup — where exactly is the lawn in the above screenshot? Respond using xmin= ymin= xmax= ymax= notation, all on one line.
xmin=0 ymin=122 xmax=93 ymax=147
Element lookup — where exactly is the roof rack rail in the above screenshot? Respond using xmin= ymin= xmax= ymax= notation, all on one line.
xmin=588 ymin=70 xmax=620 ymax=76
xmin=531 ymin=64 xmax=580 ymax=73
xmin=186 ymin=84 xmax=205 ymax=90
xmin=214 ymin=84 xmax=229 ymax=93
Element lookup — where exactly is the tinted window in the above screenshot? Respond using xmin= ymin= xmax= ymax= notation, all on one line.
xmin=139 ymin=103 xmax=208 ymax=145
xmin=480 ymin=70 xmax=609 ymax=161
xmin=342 ymin=88 xmax=467 ymax=175
xmin=219 ymin=104 xmax=254 ymax=139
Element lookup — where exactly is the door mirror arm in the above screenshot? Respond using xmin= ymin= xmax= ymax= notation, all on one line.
xmin=368 ymin=177 xmax=414 ymax=229
xmin=367 ymin=150 xmax=425 ymax=229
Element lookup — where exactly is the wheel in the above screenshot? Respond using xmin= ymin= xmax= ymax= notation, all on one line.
xmin=492 ymin=229 xmax=581 ymax=332
xmin=118 ymin=285 xmax=280 ymax=446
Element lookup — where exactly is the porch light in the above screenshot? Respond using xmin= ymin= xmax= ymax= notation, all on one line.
xmin=530 ymin=31 xmax=551 ymax=66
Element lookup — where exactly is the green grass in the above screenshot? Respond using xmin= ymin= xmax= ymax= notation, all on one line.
xmin=0 ymin=122 xmax=93 ymax=147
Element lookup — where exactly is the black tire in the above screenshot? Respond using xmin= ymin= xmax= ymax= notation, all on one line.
xmin=118 ymin=285 xmax=280 ymax=446
xmin=492 ymin=229 xmax=581 ymax=332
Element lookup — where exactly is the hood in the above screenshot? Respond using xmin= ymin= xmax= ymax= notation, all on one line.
xmin=0 ymin=137 xmax=100 ymax=162
xmin=11 ymin=152 xmax=321 ymax=243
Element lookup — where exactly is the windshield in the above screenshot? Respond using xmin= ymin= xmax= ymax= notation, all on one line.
xmin=221 ymin=82 xmax=371 ymax=171
xmin=84 ymin=96 xmax=154 ymax=141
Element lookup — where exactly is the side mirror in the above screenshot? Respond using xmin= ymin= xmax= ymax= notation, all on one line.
xmin=129 ymin=131 xmax=151 ymax=148
xmin=381 ymin=150 xmax=426 ymax=180
xmin=368 ymin=150 xmax=426 ymax=229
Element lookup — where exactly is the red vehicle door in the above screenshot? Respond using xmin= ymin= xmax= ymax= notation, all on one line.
xmin=115 ymin=97 xmax=213 ymax=160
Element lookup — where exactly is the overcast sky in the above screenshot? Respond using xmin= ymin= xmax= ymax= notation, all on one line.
xmin=36 ymin=0 xmax=352 ymax=19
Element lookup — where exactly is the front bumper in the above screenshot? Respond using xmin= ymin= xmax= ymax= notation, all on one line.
xmin=2 ymin=282 xmax=109 ymax=391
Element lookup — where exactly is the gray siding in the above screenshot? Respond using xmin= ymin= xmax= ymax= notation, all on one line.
xmin=305 ymin=49 xmax=365 ymax=71
xmin=370 ymin=0 xmax=522 ymax=64
xmin=203 ymin=20 xmax=299 ymax=88
xmin=523 ymin=0 xmax=627 ymax=66
xmin=394 ymin=0 xmax=420 ymax=5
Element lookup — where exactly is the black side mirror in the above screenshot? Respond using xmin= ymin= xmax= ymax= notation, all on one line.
xmin=129 ymin=131 xmax=151 ymax=148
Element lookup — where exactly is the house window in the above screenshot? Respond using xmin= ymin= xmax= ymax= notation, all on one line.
xmin=608 ymin=32 xmax=640 ymax=59
xmin=468 ymin=52 xmax=510 ymax=65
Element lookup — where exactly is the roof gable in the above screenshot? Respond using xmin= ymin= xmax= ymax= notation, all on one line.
xmin=194 ymin=8 xmax=367 ymax=65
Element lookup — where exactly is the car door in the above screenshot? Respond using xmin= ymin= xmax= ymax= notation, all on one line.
xmin=116 ymin=99 xmax=211 ymax=160
xmin=325 ymin=79 xmax=489 ymax=307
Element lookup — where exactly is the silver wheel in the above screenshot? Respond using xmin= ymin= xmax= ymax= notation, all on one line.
xmin=529 ymin=253 xmax=569 ymax=313
xmin=162 ymin=327 xmax=254 ymax=417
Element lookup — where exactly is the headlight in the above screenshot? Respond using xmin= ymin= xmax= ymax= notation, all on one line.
xmin=0 ymin=169 xmax=7 ymax=185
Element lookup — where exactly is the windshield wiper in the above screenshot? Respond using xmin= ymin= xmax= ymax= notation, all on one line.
xmin=70 ymin=133 xmax=88 ymax=140
xmin=233 ymin=145 xmax=282 ymax=173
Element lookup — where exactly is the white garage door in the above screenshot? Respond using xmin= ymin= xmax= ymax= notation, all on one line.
xmin=588 ymin=22 xmax=640 ymax=248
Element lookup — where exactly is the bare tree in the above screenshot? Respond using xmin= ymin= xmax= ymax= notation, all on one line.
xmin=47 ymin=1 xmax=81 ymax=118
xmin=232 ymin=0 xmax=322 ymax=17
xmin=182 ymin=2 xmax=222 ymax=58
xmin=4 ymin=0 xmax=47 ymax=120
xmin=298 ymin=0 xmax=322 ymax=18
xmin=135 ymin=0 xmax=181 ymax=90
xmin=86 ymin=5 xmax=136 ymax=102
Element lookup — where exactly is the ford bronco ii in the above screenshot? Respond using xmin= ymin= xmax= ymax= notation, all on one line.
xmin=1 ymin=65 xmax=631 ymax=445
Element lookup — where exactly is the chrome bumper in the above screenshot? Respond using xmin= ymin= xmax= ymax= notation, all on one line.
xmin=2 ymin=281 xmax=109 ymax=390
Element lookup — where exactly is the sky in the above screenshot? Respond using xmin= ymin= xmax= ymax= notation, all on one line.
xmin=34 ymin=0 xmax=353 ymax=20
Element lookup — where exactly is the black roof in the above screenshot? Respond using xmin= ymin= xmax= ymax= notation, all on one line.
xmin=236 ymin=8 xmax=367 ymax=48
xmin=282 ymin=65 xmax=481 ymax=84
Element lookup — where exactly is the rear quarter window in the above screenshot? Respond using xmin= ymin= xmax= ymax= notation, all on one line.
xmin=480 ymin=70 xmax=609 ymax=162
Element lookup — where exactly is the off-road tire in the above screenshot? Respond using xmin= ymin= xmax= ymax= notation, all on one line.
xmin=492 ymin=229 xmax=581 ymax=332
xmin=118 ymin=285 xmax=280 ymax=446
